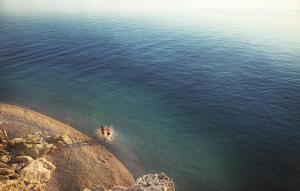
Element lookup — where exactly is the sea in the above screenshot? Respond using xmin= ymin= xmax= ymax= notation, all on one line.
xmin=1 ymin=10 xmax=300 ymax=191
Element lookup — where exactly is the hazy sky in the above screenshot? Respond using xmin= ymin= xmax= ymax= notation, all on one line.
xmin=1 ymin=0 xmax=299 ymax=15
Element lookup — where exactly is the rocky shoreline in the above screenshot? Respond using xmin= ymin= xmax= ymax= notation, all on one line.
xmin=0 ymin=130 xmax=71 ymax=190
xmin=0 ymin=103 xmax=175 ymax=191
xmin=84 ymin=173 xmax=175 ymax=191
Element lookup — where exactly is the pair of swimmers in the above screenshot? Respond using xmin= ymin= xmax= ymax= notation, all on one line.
xmin=100 ymin=125 xmax=111 ymax=136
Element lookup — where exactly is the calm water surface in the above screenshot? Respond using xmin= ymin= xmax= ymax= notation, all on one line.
xmin=1 ymin=12 xmax=300 ymax=191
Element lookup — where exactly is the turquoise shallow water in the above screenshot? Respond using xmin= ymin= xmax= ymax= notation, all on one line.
xmin=1 ymin=12 xmax=300 ymax=191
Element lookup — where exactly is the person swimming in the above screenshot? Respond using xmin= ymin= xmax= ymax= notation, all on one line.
xmin=98 ymin=125 xmax=113 ymax=140
xmin=100 ymin=125 xmax=104 ymax=134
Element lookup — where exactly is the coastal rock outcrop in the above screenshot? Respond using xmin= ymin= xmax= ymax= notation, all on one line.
xmin=133 ymin=173 xmax=175 ymax=191
xmin=0 ymin=103 xmax=135 ymax=190
xmin=0 ymin=103 xmax=175 ymax=191
xmin=0 ymin=128 xmax=70 ymax=191
xmin=20 ymin=157 xmax=56 ymax=183
xmin=84 ymin=172 xmax=175 ymax=191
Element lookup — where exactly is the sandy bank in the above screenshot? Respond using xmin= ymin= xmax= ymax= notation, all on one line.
xmin=0 ymin=103 xmax=135 ymax=191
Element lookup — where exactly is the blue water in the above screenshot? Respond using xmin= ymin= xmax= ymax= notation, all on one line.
xmin=1 ymin=12 xmax=300 ymax=191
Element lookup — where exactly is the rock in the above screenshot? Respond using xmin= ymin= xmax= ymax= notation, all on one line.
xmin=0 ymin=129 xmax=8 ymax=141
xmin=9 ymin=173 xmax=20 ymax=180
xmin=0 ymin=144 xmax=6 ymax=150
xmin=27 ymin=134 xmax=43 ymax=143
xmin=0 ymin=154 xmax=11 ymax=163
xmin=42 ymin=159 xmax=56 ymax=171
xmin=27 ymin=147 xmax=41 ymax=158
xmin=11 ymin=142 xmax=28 ymax=156
xmin=0 ymin=131 xmax=78 ymax=190
xmin=29 ymin=178 xmax=39 ymax=184
xmin=91 ymin=185 xmax=106 ymax=191
xmin=0 ymin=161 xmax=8 ymax=168
xmin=0 ymin=104 xmax=138 ymax=191
xmin=82 ymin=185 xmax=106 ymax=191
xmin=10 ymin=163 xmax=20 ymax=171
xmin=0 ymin=168 xmax=14 ymax=176
xmin=10 ymin=137 xmax=26 ymax=144
xmin=40 ymin=143 xmax=55 ymax=156
xmin=20 ymin=158 xmax=56 ymax=183
xmin=110 ymin=186 xmax=128 ymax=191
xmin=13 ymin=155 xmax=33 ymax=163
xmin=0 ymin=149 xmax=9 ymax=156
xmin=10 ymin=156 xmax=33 ymax=172
xmin=10 ymin=136 xmax=56 ymax=159
xmin=61 ymin=134 xmax=72 ymax=145
xmin=131 ymin=173 xmax=175 ymax=191
xmin=11 ymin=161 xmax=30 ymax=171
xmin=86 ymin=173 xmax=175 ymax=191
xmin=0 ymin=175 xmax=9 ymax=181
xmin=43 ymin=134 xmax=72 ymax=146
xmin=150 ymin=186 xmax=161 ymax=191
xmin=0 ymin=133 xmax=58 ymax=190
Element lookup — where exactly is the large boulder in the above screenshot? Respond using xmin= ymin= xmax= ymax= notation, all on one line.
xmin=20 ymin=157 xmax=56 ymax=183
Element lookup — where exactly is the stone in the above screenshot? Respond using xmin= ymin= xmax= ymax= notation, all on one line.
xmin=9 ymin=163 xmax=19 ymax=171
xmin=9 ymin=173 xmax=20 ymax=180
xmin=29 ymin=179 xmax=39 ymax=184
xmin=13 ymin=155 xmax=33 ymax=163
xmin=110 ymin=186 xmax=128 ymax=191
xmin=0 ymin=162 xmax=8 ymax=168
xmin=14 ymin=162 xmax=28 ymax=171
xmin=90 ymin=185 xmax=106 ymax=191
xmin=0 ymin=154 xmax=11 ymax=163
xmin=26 ymin=147 xmax=40 ymax=159
xmin=10 ymin=137 xmax=26 ymax=144
xmin=42 ymin=159 xmax=56 ymax=171
xmin=0 ymin=175 xmax=9 ymax=181
xmin=10 ymin=135 xmax=57 ymax=159
xmin=0 ymin=130 xmax=69 ymax=190
xmin=11 ymin=142 xmax=28 ymax=156
xmin=0 ymin=149 xmax=9 ymax=156
xmin=0 ymin=144 xmax=6 ymax=150
xmin=86 ymin=173 xmax=175 ymax=191
xmin=61 ymin=134 xmax=72 ymax=145
xmin=0 ymin=168 xmax=14 ymax=176
xmin=20 ymin=158 xmax=56 ymax=183
xmin=0 ymin=129 xmax=8 ymax=141
xmin=132 ymin=173 xmax=175 ymax=191
xmin=40 ymin=143 xmax=55 ymax=156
